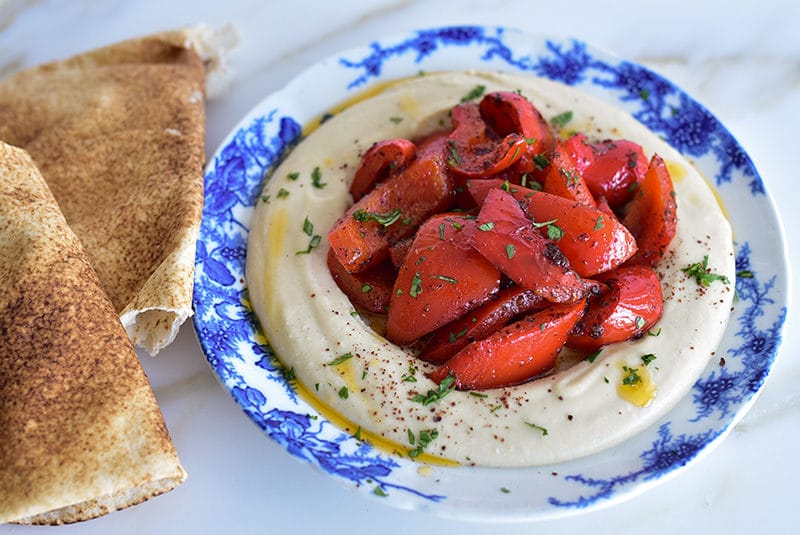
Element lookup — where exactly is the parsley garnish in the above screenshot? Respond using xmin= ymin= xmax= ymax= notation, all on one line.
xmin=352 ymin=208 xmax=403 ymax=227
xmin=641 ymin=354 xmax=657 ymax=366
xmin=408 ymin=428 xmax=439 ymax=458
xmin=585 ymin=349 xmax=602 ymax=363
xmin=401 ymin=364 xmax=418 ymax=383
xmin=500 ymin=487 xmax=511 ymax=494
xmin=594 ymin=215 xmax=605 ymax=231
xmin=361 ymin=283 xmax=372 ymax=293
xmin=389 ymin=116 xmax=403 ymax=124
xmin=506 ymin=244 xmax=516 ymax=259
xmin=277 ymin=188 xmax=290 ymax=198
xmin=460 ymin=84 xmax=486 ymax=102
xmin=448 ymin=328 xmax=468 ymax=343
xmin=261 ymin=194 xmax=271 ymax=203
xmin=433 ymin=274 xmax=458 ymax=284
xmin=439 ymin=222 xmax=446 ymax=240
xmin=302 ymin=216 xmax=313 ymax=236
xmin=338 ymin=386 xmax=349 ymax=399
xmin=311 ymin=166 xmax=326 ymax=188
xmin=373 ymin=486 xmax=388 ymax=497
xmin=328 ymin=352 xmax=354 ymax=366
xmin=546 ymin=223 xmax=565 ymax=242
xmin=648 ymin=327 xmax=662 ymax=337
xmin=550 ymin=110 xmax=573 ymax=128
xmin=446 ymin=141 xmax=462 ymax=167
xmin=478 ymin=221 xmax=495 ymax=231
xmin=282 ymin=367 xmax=296 ymax=381
xmin=622 ymin=365 xmax=641 ymax=386
xmin=412 ymin=374 xmax=456 ymax=405
xmin=682 ymin=255 xmax=730 ymax=287
xmin=533 ymin=154 xmax=550 ymax=170
xmin=296 ymin=234 xmax=321 ymax=255
xmin=635 ymin=316 xmax=646 ymax=330
xmin=737 ymin=270 xmax=754 ymax=279
xmin=287 ymin=172 xmax=299 ymax=181
xmin=640 ymin=88 xmax=650 ymax=101
xmin=560 ymin=168 xmax=580 ymax=185
xmin=469 ymin=391 xmax=488 ymax=398
xmin=409 ymin=272 xmax=423 ymax=298
xmin=525 ymin=422 xmax=549 ymax=436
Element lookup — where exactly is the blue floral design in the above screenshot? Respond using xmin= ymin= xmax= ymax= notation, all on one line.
xmin=548 ymin=242 xmax=786 ymax=509
xmin=195 ymin=26 xmax=787 ymax=517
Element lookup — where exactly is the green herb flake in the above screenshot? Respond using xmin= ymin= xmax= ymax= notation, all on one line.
xmin=411 ymin=374 xmax=456 ymax=406
xmin=622 ymin=365 xmax=641 ymax=386
xmin=401 ymin=364 xmax=418 ymax=383
xmin=533 ymin=154 xmax=550 ymax=171
xmin=469 ymin=391 xmax=489 ymax=398
xmin=296 ymin=234 xmax=321 ymax=255
xmin=373 ymin=485 xmax=388 ymax=497
xmin=560 ymin=168 xmax=580 ymax=185
xmin=361 ymin=283 xmax=373 ymax=293
xmin=433 ymin=274 xmax=458 ymax=284
xmin=550 ymin=110 xmax=573 ymax=129
xmin=501 ymin=180 xmax=511 ymax=192
xmin=409 ymin=272 xmax=423 ymax=298
xmin=585 ymin=350 xmax=602 ymax=363
xmin=282 ymin=367 xmax=296 ymax=381
xmin=460 ymin=84 xmax=486 ymax=102
xmin=408 ymin=428 xmax=439 ymax=458
xmin=641 ymin=354 xmax=657 ymax=366
xmin=648 ymin=327 xmax=662 ymax=337
xmin=277 ymin=188 xmax=290 ymax=198
xmin=338 ymin=386 xmax=349 ymax=399
xmin=260 ymin=194 xmax=271 ymax=203
xmin=525 ymin=422 xmax=549 ymax=436
xmin=287 ymin=171 xmax=300 ymax=181
xmin=354 ymin=426 xmax=362 ymax=441
xmin=635 ymin=316 xmax=646 ymax=330
xmin=547 ymin=224 xmax=565 ymax=242
xmin=506 ymin=244 xmax=516 ymax=259
xmin=328 ymin=352 xmax=354 ymax=366
xmin=311 ymin=166 xmax=326 ymax=189
xmin=594 ymin=215 xmax=605 ymax=231
xmin=500 ymin=487 xmax=511 ymax=494
xmin=447 ymin=141 xmax=462 ymax=167
xmin=448 ymin=328 xmax=468 ymax=343
xmin=302 ymin=216 xmax=314 ymax=236
xmin=352 ymin=208 xmax=403 ymax=227
xmin=439 ymin=222 xmax=446 ymax=240
xmin=682 ymin=255 xmax=730 ymax=287
xmin=604 ymin=376 xmax=610 ymax=384
xmin=389 ymin=116 xmax=403 ymax=124
xmin=640 ymin=88 xmax=650 ymax=101
xmin=737 ymin=270 xmax=754 ymax=279
xmin=478 ymin=221 xmax=495 ymax=232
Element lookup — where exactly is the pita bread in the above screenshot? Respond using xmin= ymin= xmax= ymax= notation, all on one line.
xmin=0 ymin=141 xmax=187 ymax=525
xmin=0 ymin=29 xmax=219 ymax=354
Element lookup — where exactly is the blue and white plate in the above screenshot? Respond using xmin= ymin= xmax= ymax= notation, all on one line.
xmin=193 ymin=26 xmax=788 ymax=521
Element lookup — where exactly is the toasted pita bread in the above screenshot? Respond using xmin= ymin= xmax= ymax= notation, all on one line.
xmin=0 ymin=29 xmax=223 ymax=354
xmin=0 ymin=142 xmax=187 ymax=525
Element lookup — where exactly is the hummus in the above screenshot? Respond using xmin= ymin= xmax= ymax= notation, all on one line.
xmin=245 ymin=71 xmax=735 ymax=467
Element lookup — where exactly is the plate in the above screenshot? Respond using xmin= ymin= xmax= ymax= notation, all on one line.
xmin=193 ymin=26 xmax=788 ymax=521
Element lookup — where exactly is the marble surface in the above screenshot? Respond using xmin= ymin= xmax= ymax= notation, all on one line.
xmin=1 ymin=0 xmax=798 ymax=533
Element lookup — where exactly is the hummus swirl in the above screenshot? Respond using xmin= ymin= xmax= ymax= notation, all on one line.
xmin=246 ymin=71 xmax=735 ymax=467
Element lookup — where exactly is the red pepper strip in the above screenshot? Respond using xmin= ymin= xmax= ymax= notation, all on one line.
xmin=388 ymin=236 xmax=414 ymax=269
xmin=567 ymin=264 xmax=664 ymax=351
xmin=428 ymin=301 xmax=585 ymax=390
xmin=541 ymin=141 xmax=597 ymax=207
xmin=327 ymin=249 xmax=395 ymax=313
xmin=350 ymin=138 xmax=417 ymax=201
xmin=385 ymin=213 xmax=500 ymax=346
xmin=418 ymin=286 xmax=545 ymax=365
xmin=622 ymin=154 xmax=678 ymax=267
xmin=469 ymin=188 xmax=597 ymax=303
xmin=446 ymin=102 xmax=527 ymax=178
xmin=328 ymin=145 xmax=453 ymax=273
xmin=468 ymin=180 xmax=637 ymax=278
xmin=582 ymin=139 xmax=648 ymax=208
xmin=478 ymin=91 xmax=555 ymax=160
xmin=562 ymin=132 xmax=594 ymax=174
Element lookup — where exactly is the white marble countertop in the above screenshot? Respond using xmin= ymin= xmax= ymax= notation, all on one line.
xmin=1 ymin=1 xmax=798 ymax=533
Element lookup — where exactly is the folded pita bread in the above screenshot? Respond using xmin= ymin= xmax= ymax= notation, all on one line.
xmin=0 ymin=28 xmax=227 ymax=354
xmin=0 ymin=142 xmax=187 ymax=525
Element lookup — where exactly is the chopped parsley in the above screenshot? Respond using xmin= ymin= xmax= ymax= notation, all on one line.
xmin=373 ymin=485 xmax=388 ymax=497
xmin=500 ymin=487 xmax=511 ymax=494
xmin=550 ymin=110 xmax=573 ymax=129
xmin=469 ymin=391 xmax=489 ymax=398
xmin=525 ymin=422 xmax=549 ymax=436
xmin=338 ymin=386 xmax=349 ymax=399
xmin=594 ymin=215 xmax=605 ymax=231
xmin=439 ymin=222 xmax=446 ymax=240
xmin=260 ymin=194 xmax=271 ymax=203
xmin=460 ymin=84 xmax=486 ymax=102
xmin=546 ymin=223 xmax=565 ymax=242
xmin=560 ymin=168 xmax=580 ymax=185
xmin=302 ymin=216 xmax=314 ymax=236
xmin=352 ymin=208 xmax=403 ymax=227
xmin=409 ymin=272 xmax=423 ymax=298
xmin=622 ymin=365 xmax=641 ymax=386
xmin=433 ymin=274 xmax=458 ymax=284
xmin=737 ymin=269 xmax=754 ymax=279
xmin=641 ymin=354 xmax=657 ymax=366
xmin=311 ymin=166 xmax=326 ymax=188
xmin=287 ymin=171 xmax=299 ymax=181
xmin=648 ymin=327 xmax=662 ymax=337
xmin=277 ymin=188 xmax=290 ymax=198
xmin=639 ymin=88 xmax=650 ymax=101
xmin=282 ymin=367 xmax=296 ymax=381
xmin=327 ymin=352 xmax=354 ymax=366
xmin=635 ymin=316 xmax=646 ymax=330
xmin=585 ymin=349 xmax=602 ymax=363
xmin=506 ymin=244 xmax=516 ymax=259
xmin=296 ymin=234 xmax=321 ymax=255
xmin=448 ymin=328 xmax=468 ymax=343
xmin=446 ymin=141 xmax=462 ymax=167
xmin=401 ymin=364 xmax=418 ymax=383
xmin=478 ymin=221 xmax=495 ymax=231
xmin=533 ymin=154 xmax=550 ymax=171
xmin=682 ymin=255 xmax=730 ymax=287
xmin=412 ymin=374 xmax=455 ymax=405
xmin=389 ymin=116 xmax=403 ymax=124
xmin=408 ymin=428 xmax=439 ymax=458
xmin=361 ymin=283 xmax=372 ymax=293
